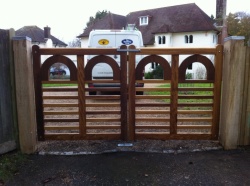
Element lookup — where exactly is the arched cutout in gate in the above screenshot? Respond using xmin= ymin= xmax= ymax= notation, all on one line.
xmin=135 ymin=55 xmax=171 ymax=80
xmin=85 ymin=55 xmax=120 ymax=81
xmin=40 ymin=55 xmax=77 ymax=81
xmin=179 ymin=54 xmax=215 ymax=81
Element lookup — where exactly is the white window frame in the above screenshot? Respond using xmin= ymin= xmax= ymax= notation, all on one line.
xmin=139 ymin=16 xmax=148 ymax=26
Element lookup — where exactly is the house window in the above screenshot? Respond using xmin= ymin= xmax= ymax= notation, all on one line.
xmin=157 ymin=35 xmax=166 ymax=45
xmin=185 ymin=35 xmax=193 ymax=44
xmin=158 ymin=36 xmax=162 ymax=44
xmin=185 ymin=35 xmax=188 ymax=43
xmin=140 ymin=16 xmax=148 ymax=25
xmin=189 ymin=35 xmax=193 ymax=43
xmin=162 ymin=36 xmax=166 ymax=44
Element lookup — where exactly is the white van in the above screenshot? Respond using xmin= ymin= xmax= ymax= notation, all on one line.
xmin=87 ymin=29 xmax=144 ymax=94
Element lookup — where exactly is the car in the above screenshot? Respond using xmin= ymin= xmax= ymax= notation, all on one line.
xmin=50 ymin=68 xmax=66 ymax=76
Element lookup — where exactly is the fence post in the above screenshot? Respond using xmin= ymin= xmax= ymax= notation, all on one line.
xmin=0 ymin=29 xmax=18 ymax=154
xmin=13 ymin=36 xmax=37 ymax=154
xmin=219 ymin=36 xmax=246 ymax=149
xmin=239 ymin=43 xmax=250 ymax=145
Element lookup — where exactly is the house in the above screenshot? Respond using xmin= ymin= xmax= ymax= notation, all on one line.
xmin=78 ymin=3 xmax=219 ymax=78
xmin=16 ymin=26 xmax=67 ymax=48
xmin=16 ymin=26 xmax=70 ymax=74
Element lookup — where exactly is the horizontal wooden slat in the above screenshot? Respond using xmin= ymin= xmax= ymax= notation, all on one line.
xmin=136 ymin=87 xmax=171 ymax=91
xmin=136 ymin=95 xmax=170 ymax=99
xmin=45 ymin=126 xmax=79 ymax=130
xmin=85 ymin=87 xmax=120 ymax=92
xmin=44 ymin=111 xmax=78 ymax=115
xmin=42 ymin=81 xmax=77 ymax=84
xmin=136 ymin=118 xmax=170 ymax=122
xmin=136 ymin=80 xmax=171 ymax=84
xmin=178 ymin=87 xmax=214 ymax=91
xmin=178 ymin=95 xmax=213 ymax=99
xmin=136 ymin=125 xmax=170 ymax=129
xmin=86 ymin=95 xmax=120 ymax=100
xmin=43 ymin=103 xmax=79 ymax=107
xmin=177 ymin=110 xmax=213 ymax=114
xmin=177 ymin=125 xmax=211 ymax=129
xmin=136 ymin=110 xmax=170 ymax=114
xmin=139 ymin=47 xmax=217 ymax=55
xmin=85 ymin=80 xmax=120 ymax=83
xmin=87 ymin=125 xmax=120 ymax=129
xmin=43 ymin=87 xmax=78 ymax=92
xmin=179 ymin=80 xmax=214 ymax=83
xmin=45 ymin=125 xmax=121 ymax=130
xmin=178 ymin=103 xmax=213 ymax=107
xmin=136 ymin=103 xmax=170 ymax=107
xmin=86 ymin=103 xmax=120 ymax=107
xmin=87 ymin=118 xmax=120 ymax=122
xmin=87 ymin=110 xmax=120 ymax=114
xmin=45 ymin=133 xmax=121 ymax=140
xmin=39 ymin=48 xmax=118 ymax=55
xmin=44 ymin=118 xmax=79 ymax=122
xmin=178 ymin=118 xmax=212 ymax=122
xmin=43 ymin=95 xmax=78 ymax=99
xmin=135 ymin=133 xmax=212 ymax=140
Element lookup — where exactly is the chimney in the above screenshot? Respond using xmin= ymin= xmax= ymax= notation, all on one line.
xmin=44 ymin=26 xmax=51 ymax=39
xmin=216 ymin=0 xmax=223 ymax=26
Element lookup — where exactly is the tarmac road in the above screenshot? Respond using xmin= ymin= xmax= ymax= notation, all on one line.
xmin=5 ymin=146 xmax=250 ymax=186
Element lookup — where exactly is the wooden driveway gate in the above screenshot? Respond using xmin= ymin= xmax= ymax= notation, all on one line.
xmin=32 ymin=44 xmax=223 ymax=141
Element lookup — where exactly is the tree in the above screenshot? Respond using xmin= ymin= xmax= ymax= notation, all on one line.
xmin=227 ymin=11 xmax=250 ymax=45
xmin=86 ymin=10 xmax=109 ymax=27
xmin=68 ymin=38 xmax=81 ymax=47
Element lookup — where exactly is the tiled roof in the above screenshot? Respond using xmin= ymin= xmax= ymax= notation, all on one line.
xmin=16 ymin=26 xmax=67 ymax=46
xmin=78 ymin=13 xmax=127 ymax=37
xmin=78 ymin=3 xmax=217 ymax=45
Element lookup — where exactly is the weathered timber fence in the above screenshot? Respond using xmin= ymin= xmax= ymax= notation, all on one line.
xmin=0 ymin=29 xmax=18 ymax=154
xmin=220 ymin=37 xmax=250 ymax=149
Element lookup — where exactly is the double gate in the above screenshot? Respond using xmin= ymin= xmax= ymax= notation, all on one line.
xmin=32 ymin=44 xmax=223 ymax=141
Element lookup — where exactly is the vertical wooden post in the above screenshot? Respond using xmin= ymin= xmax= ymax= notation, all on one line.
xmin=13 ymin=36 xmax=37 ymax=154
xmin=77 ymin=55 xmax=86 ymax=138
xmin=32 ymin=45 xmax=44 ymax=141
xmin=212 ymin=44 xmax=223 ymax=139
xmin=239 ymin=45 xmax=250 ymax=145
xmin=119 ymin=45 xmax=128 ymax=140
xmin=170 ymin=54 xmax=179 ymax=135
xmin=220 ymin=37 xmax=246 ymax=149
xmin=128 ymin=45 xmax=136 ymax=141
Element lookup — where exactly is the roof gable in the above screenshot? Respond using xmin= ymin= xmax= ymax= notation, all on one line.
xmin=16 ymin=26 xmax=67 ymax=47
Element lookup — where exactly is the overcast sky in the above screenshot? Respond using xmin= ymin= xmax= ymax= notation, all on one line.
xmin=1 ymin=0 xmax=249 ymax=43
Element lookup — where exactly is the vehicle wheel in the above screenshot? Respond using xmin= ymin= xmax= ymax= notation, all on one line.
xmin=89 ymin=91 xmax=97 ymax=95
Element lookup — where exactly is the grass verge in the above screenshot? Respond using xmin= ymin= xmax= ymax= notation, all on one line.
xmin=0 ymin=151 xmax=27 ymax=183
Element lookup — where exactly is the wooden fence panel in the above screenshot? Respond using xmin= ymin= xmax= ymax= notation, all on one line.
xmin=0 ymin=29 xmax=17 ymax=154
xmin=220 ymin=37 xmax=247 ymax=149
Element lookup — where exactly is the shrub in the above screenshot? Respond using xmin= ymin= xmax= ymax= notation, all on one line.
xmin=145 ymin=65 xmax=163 ymax=79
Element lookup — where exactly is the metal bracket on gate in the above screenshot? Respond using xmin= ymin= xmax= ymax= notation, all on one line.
xmin=117 ymin=48 xmax=140 ymax=52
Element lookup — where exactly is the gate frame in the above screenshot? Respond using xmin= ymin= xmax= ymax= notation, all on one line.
xmin=32 ymin=44 xmax=223 ymax=142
